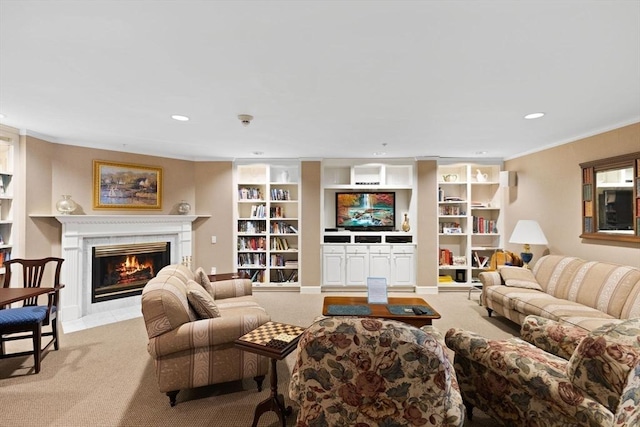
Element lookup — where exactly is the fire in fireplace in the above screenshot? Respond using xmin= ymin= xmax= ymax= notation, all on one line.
xmin=92 ymin=242 xmax=170 ymax=303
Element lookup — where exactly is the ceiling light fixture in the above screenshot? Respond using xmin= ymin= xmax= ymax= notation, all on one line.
xmin=238 ymin=114 xmax=254 ymax=126
xmin=524 ymin=112 xmax=545 ymax=120
xmin=171 ymin=115 xmax=190 ymax=121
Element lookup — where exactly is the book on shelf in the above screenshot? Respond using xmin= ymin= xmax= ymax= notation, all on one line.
xmin=473 ymin=251 xmax=489 ymax=268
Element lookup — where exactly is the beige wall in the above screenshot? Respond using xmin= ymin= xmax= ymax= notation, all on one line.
xmin=21 ymin=122 xmax=640 ymax=285
xmin=504 ymin=122 xmax=640 ymax=267
xmin=300 ymin=161 xmax=322 ymax=287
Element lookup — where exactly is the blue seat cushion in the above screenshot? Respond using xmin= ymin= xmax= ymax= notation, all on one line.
xmin=0 ymin=306 xmax=49 ymax=327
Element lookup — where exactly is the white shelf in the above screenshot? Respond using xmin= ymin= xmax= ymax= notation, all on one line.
xmin=235 ymin=161 xmax=300 ymax=288
xmin=438 ymin=162 xmax=503 ymax=286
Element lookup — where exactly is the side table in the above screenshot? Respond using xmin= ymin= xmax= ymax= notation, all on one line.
xmin=235 ymin=321 xmax=306 ymax=427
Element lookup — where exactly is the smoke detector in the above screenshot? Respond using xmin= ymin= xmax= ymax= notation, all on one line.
xmin=238 ymin=114 xmax=253 ymax=126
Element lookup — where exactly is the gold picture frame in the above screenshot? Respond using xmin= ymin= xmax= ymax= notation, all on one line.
xmin=93 ymin=160 xmax=162 ymax=209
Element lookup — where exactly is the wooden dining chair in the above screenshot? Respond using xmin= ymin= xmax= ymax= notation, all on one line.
xmin=0 ymin=257 xmax=64 ymax=373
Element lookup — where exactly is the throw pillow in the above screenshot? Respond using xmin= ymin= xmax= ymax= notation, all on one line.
xmin=566 ymin=318 xmax=640 ymax=412
xmin=186 ymin=280 xmax=221 ymax=319
xmin=194 ymin=267 xmax=216 ymax=300
xmin=499 ymin=266 xmax=542 ymax=290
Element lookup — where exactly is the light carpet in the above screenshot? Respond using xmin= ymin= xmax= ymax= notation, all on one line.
xmin=0 ymin=291 xmax=519 ymax=426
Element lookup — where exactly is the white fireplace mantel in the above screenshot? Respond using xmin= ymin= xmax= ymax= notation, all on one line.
xmin=51 ymin=215 xmax=200 ymax=324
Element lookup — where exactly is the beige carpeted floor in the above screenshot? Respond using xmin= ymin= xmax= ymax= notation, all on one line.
xmin=0 ymin=291 xmax=519 ymax=426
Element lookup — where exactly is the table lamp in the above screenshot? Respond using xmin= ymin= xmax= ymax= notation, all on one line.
xmin=509 ymin=220 xmax=548 ymax=269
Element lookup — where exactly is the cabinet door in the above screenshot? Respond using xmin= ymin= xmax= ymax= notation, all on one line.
xmin=391 ymin=246 xmax=415 ymax=285
xmin=369 ymin=247 xmax=391 ymax=280
xmin=346 ymin=249 xmax=368 ymax=286
xmin=323 ymin=247 xmax=345 ymax=285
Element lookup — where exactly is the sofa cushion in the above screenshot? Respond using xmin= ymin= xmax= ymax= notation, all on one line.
xmin=194 ymin=267 xmax=216 ymax=299
xmin=142 ymin=268 xmax=195 ymax=339
xmin=499 ymin=266 xmax=542 ymax=290
xmin=186 ymin=280 xmax=221 ymax=319
xmin=565 ymin=262 xmax=640 ymax=319
xmin=567 ymin=318 xmax=640 ymax=412
xmin=531 ymin=255 xmax=584 ymax=296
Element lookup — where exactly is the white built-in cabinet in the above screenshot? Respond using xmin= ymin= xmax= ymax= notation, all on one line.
xmin=321 ymin=160 xmax=417 ymax=289
xmin=437 ymin=162 xmax=504 ymax=289
xmin=234 ymin=161 xmax=300 ymax=289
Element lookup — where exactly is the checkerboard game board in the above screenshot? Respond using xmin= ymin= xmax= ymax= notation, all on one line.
xmin=238 ymin=321 xmax=306 ymax=348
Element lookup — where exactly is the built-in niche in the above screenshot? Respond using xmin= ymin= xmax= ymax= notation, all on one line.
xmin=580 ymin=152 xmax=640 ymax=243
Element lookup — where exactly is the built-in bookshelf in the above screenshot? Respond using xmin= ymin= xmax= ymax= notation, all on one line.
xmin=437 ymin=162 xmax=503 ymax=289
xmin=235 ymin=161 xmax=300 ymax=289
xmin=0 ymin=126 xmax=18 ymax=274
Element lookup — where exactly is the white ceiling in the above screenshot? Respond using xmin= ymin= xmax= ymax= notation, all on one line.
xmin=1 ymin=1 xmax=639 ymax=162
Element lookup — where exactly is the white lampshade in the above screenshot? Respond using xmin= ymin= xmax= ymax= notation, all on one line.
xmin=509 ymin=220 xmax=548 ymax=245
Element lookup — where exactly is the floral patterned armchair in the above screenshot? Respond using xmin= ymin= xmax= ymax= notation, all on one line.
xmin=445 ymin=316 xmax=640 ymax=427
xmin=289 ymin=316 xmax=465 ymax=427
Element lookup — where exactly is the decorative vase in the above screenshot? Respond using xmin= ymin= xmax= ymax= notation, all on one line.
xmin=56 ymin=195 xmax=77 ymax=215
xmin=401 ymin=213 xmax=410 ymax=232
xmin=177 ymin=200 xmax=191 ymax=215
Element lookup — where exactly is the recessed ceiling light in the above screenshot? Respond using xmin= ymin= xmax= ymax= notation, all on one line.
xmin=373 ymin=152 xmax=386 ymax=156
xmin=0 ymin=113 xmax=5 ymax=119
xmin=524 ymin=112 xmax=545 ymax=120
xmin=251 ymin=151 xmax=264 ymax=156
xmin=475 ymin=151 xmax=488 ymax=155
xmin=171 ymin=115 xmax=190 ymax=121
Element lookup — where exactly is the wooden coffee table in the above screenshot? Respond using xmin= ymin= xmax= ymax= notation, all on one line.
xmin=322 ymin=296 xmax=441 ymax=328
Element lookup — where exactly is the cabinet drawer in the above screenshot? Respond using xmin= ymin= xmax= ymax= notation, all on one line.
xmin=368 ymin=246 xmax=391 ymax=255
xmin=346 ymin=246 xmax=369 ymax=255
xmin=323 ymin=245 xmax=345 ymax=254
xmin=391 ymin=245 xmax=415 ymax=254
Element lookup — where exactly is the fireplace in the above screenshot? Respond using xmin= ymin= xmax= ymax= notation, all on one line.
xmin=92 ymin=242 xmax=170 ymax=303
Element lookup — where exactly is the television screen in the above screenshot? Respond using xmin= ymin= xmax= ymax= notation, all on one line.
xmin=336 ymin=192 xmax=395 ymax=231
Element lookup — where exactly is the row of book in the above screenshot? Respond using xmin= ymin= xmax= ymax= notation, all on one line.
xmin=249 ymin=204 xmax=267 ymax=218
xmin=270 ymin=188 xmax=291 ymax=201
xmin=269 ymin=206 xmax=286 ymax=218
xmin=272 ymin=269 xmax=298 ymax=283
xmin=238 ymin=220 xmax=267 ymax=234
xmin=239 ymin=269 xmax=265 ymax=283
xmin=238 ymin=236 xmax=267 ymax=251
xmin=0 ymin=248 xmax=11 ymax=265
xmin=439 ymin=248 xmax=454 ymax=266
xmin=238 ymin=187 xmax=263 ymax=200
xmin=270 ymin=255 xmax=299 ymax=267
xmin=270 ymin=221 xmax=297 ymax=234
xmin=237 ymin=253 xmax=266 ymax=267
xmin=271 ymin=237 xmax=291 ymax=250
xmin=472 ymin=251 xmax=490 ymax=268
xmin=439 ymin=205 xmax=465 ymax=215
xmin=472 ymin=217 xmax=498 ymax=234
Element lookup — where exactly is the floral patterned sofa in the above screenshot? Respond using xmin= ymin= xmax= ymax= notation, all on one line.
xmin=141 ymin=264 xmax=270 ymax=406
xmin=479 ymin=255 xmax=640 ymax=331
xmin=289 ymin=316 xmax=465 ymax=427
xmin=445 ymin=315 xmax=640 ymax=426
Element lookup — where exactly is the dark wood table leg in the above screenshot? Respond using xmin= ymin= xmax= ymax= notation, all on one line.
xmin=251 ymin=358 xmax=291 ymax=427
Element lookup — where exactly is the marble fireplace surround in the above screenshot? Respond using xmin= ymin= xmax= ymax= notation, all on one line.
xmin=56 ymin=215 xmax=197 ymax=328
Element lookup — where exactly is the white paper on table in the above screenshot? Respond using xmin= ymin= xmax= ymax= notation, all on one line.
xmin=367 ymin=277 xmax=388 ymax=304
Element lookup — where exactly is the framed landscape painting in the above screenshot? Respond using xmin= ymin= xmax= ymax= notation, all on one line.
xmin=93 ymin=160 xmax=162 ymax=209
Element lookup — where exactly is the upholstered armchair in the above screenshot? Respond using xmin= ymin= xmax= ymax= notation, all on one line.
xmin=445 ymin=316 xmax=640 ymax=427
xmin=289 ymin=316 xmax=465 ymax=427
xmin=141 ymin=264 xmax=271 ymax=406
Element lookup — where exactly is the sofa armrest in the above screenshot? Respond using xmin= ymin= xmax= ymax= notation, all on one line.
xmin=478 ymin=270 xmax=502 ymax=287
xmin=520 ymin=315 xmax=588 ymax=360
xmin=444 ymin=328 xmax=609 ymax=421
xmin=212 ymin=278 xmax=253 ymax=300
xmin=147 ymin=310 xmax=270 ymax=358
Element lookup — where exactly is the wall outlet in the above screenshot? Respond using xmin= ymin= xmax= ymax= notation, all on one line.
xmin=211 ymin=235 xmax=217 ymax=244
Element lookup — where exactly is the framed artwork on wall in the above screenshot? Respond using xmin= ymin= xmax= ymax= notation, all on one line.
xmin=93 ymin=160 xmax=162 ymax=209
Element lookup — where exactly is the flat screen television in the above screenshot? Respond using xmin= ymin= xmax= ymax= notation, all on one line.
xmin=336 ymin=191 xmax=396 ymax=231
